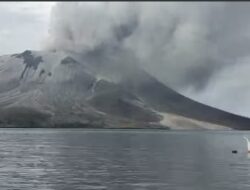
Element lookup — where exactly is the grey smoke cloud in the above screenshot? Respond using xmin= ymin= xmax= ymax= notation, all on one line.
xmin=183 ymin=57 xmax=250 ymax=117
xmin=46 ymin=2 xmax=138 ymax=52
xmin=46 ymin=2 xmax=250 ymax=92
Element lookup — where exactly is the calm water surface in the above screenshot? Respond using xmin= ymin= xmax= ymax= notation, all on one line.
xmin=0 ymin=129 xmax=250 ymax=190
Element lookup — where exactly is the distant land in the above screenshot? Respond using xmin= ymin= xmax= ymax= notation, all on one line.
xmin=0 ymin=49 xmax=250 ymax=130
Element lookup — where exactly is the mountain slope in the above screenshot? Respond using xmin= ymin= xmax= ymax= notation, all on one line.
xmin=0 ymin=50 xmax=249 ymax=130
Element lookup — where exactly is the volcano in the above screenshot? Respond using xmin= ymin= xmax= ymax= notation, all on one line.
xmin=0 ymin=49 xmax=250 ymax=130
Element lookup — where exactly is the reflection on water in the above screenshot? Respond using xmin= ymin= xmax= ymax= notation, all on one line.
xmin=0 ymin=129 xmax=249 ymax=190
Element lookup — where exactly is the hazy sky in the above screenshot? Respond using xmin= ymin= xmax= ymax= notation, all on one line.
xmin=0 ymin=2 xmax=55 ymax=55
xmin=2 ymin=2 xmax=250 ymax=117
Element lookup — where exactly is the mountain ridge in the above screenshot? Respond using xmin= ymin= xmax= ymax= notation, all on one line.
xmin=0 ymin=49 xmax=249 ymax=130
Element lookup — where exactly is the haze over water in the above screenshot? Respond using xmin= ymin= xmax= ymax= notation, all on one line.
xmin=0 ymin=129 xmax=249 ymax=190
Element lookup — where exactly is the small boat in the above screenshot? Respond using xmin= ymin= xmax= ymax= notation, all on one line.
xmin=244 ymin=136 xmax=250 ymax=153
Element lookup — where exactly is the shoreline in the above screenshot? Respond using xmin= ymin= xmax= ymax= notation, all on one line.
xmin=0 ymin=127 xmax=237 ymax=132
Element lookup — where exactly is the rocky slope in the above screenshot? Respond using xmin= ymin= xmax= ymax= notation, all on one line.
xmin=0 ymin=49 xmax=250 ymax=130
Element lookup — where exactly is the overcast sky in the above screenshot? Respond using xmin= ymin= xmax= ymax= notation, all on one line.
xmin=0 ymin=2 xmax=55 ymax=55
xmin=2 ymin=2 xmax=250 ymax=118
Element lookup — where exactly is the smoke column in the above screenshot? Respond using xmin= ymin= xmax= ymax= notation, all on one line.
xmin=46 ymin=2 xmax=250 ymax=116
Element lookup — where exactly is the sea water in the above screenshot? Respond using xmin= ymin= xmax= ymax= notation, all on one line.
xmin=0 ymin=129 xmax=249 ymax=190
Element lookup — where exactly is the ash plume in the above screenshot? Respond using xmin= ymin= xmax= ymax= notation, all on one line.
xmin=45 ymin=2 xmax=250 ymax=92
